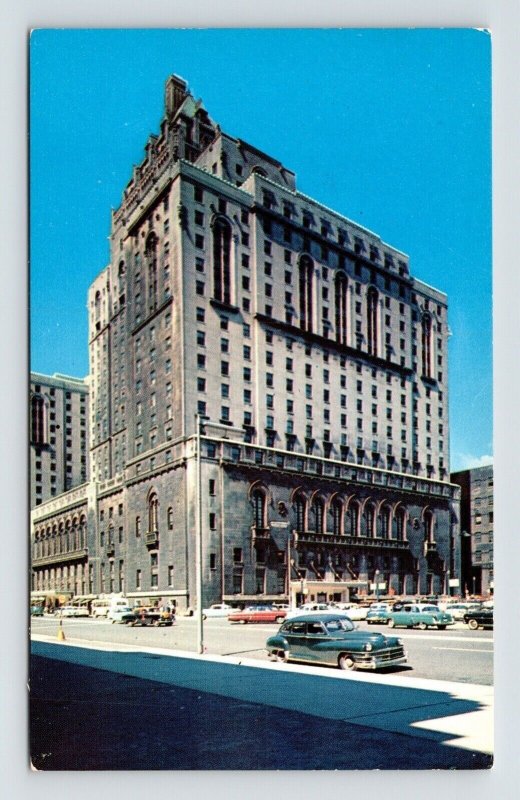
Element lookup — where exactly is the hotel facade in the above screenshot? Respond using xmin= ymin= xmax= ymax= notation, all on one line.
xmin=31 ymin=76 xmax=461 ymax=609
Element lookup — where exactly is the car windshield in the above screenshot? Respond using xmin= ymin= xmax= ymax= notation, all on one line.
xmin=324 ymin=618 xmax=355 ymax=633
xmin=422 ymin=606 xmax=439 ymax=612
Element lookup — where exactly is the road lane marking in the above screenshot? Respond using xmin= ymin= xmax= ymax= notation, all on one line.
xmin=432 ymin=647 xmax=493 ymax=653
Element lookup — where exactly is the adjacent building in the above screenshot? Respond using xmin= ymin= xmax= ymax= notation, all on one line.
xmin=451 ymin=465 xmax=494 ymax=596
xmin=30 ymin=372 xmax=89 ymax=508
xmin=31 ymin=75 xmax=461 ymax=609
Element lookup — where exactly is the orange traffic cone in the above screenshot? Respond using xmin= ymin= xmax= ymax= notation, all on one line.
xmin=57 ymin=618 xmax=66 ymax=642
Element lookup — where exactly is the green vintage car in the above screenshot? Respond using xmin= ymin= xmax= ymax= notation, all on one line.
xmin=386 ymin=603 xmax=454 ymax=630
xmin=266 ymin=613 xmax=407 ymax=671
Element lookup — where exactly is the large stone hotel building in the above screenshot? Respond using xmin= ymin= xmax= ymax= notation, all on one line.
xmin=31 ymin=75 xmax=461 ymax=609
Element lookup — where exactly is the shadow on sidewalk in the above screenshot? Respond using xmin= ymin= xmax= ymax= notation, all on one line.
xmin=29 ymin=642 xmax=493 ymax=770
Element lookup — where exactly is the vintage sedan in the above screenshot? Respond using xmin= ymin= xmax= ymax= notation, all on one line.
xmin=366 ymin=603 xmax=392 ymax=624
xmin=201 ymin=603 xmax=234 ymax=619
xmin=386 ymin=604 xmax=454 ymax=630
xmin=463 ymin=608 xmax=493 ymax=630
xmin=58 ymin=605 xmax=90 ymax=618
xmin=228 ymin=606 xmax=287 ymax=624
xmin=131 ymin=607 xmax=174 ymax=626
xmin=286 ymin=603 xmax=338 ymax=620
xmin=266 ymin=613 xmax=407 ymax=671
xmin=334 ymin=603 xmax=369 ymax=621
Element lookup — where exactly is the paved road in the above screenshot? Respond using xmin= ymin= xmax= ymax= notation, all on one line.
xmin=31 ymin=615 xmax=493 ymax=685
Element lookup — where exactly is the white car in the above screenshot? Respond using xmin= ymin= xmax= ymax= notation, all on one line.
xmin=59 ymin=605 xmax=90 ymax=618
xmin=286 ymin=603 xmax=342 ymax=620
xmin=202 ymin=603 xmax=234 ymax=619
xmin=109 ymin=606 xmax=137 ymax=624
xmin=334 ymin=603 xmax=369 ymax=621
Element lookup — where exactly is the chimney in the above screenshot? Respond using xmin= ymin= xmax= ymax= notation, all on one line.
xmin=165 ymin=75 xmax=188 ymax=118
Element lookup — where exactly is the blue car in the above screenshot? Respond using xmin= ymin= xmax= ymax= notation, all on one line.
xmin=386 ymin=603 xmax=454 ymax=630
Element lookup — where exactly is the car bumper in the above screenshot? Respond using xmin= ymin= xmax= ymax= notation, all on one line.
xmin=355 ymin=651 xmax=407 ymax=670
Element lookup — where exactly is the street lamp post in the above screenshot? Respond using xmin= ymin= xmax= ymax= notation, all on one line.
xmin=195 ymin=414 xmax=204 ymax=655
xmin=375 ymin=569 xmax=380 ymax=602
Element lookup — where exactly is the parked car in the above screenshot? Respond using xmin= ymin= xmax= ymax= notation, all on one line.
xmin=334 ymin=603 xmax=369 ymax=621
xmin=229 ymin=606 xmax=287 ymax=624
xmin=286 ymin=603 xmax=338 ymax=620
xmin=131 ymin=607 xmax=174 ymax=626
xmin=59 ymin=605 xmax=90 ymax=618
xmin=266 ymin=613 xmax=407 ymax=671
xmin=445 ymin=603 xmax=481 ymax=621
xmin=366 ymin=603 xmax=392 ymax=624
xmin=30 ymin=605 xmax=44 ymax=617
xmin=202 ymin=603 xmax=234 ymax=619
xmin=463 ymin=608 xmax=493 ymax=630
xmin=386 ymin=603 xmax=454 ymax=630
xmin=110 ymin=606 xmax=139 ymax=624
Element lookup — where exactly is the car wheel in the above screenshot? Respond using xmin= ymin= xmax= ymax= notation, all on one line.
xmin=437 ymin=625 xmax=447 ymax=631
xmin=417 ymin=622 xmax=427 ymax=630
xmin=275 ymin=616 xmax=285 ymax=624
xmin=202 ymin=614 xmax=207 ymax=621
xmin=275 ymin=650 xmax=287 ymax=663
xmin=338 ymin=654 xmax=356 ymax=671
xmin=468 ymin=618 xmax=479 ymax=630
xmin=239 ymin=619 xmax=247 ymax=624
xmin=388 ymin=618 xmax=396 ymax=628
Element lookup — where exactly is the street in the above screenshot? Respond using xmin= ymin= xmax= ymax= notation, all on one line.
xmin=31 ymin=615 xmax=493 ymax=686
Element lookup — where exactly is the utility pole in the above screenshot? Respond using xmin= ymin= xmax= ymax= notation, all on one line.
xmin=195 ymin=414 xmax=204 ymax=654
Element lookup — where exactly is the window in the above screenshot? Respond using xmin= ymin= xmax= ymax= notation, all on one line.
xmin=335 ymin=271 xmax=348 ymax=345
xmin=252 ymin=489 xmax=266 ymax=528
xmin=167 ymin=507 xmax=173 ymax=530
xmin=421 ymin=314 xmax=433 ymax=378
xmin=135 ymin=516 xmax=141 ymax=538
xmin=298 ymin=255 xmax=314 ymax=332
xmin=212 ymin=217 xmax=232 ymax=304
xmin=31 ymin=395 xmax=46 ymax=445
xmin=367 ymin=287 xmax=379 ymax=356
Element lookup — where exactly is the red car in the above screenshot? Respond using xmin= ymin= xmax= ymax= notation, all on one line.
xmin=228 ymin=606 xmax=287 ymax=624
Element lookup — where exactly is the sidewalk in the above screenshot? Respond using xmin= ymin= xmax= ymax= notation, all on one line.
xmin=30 ymin=636 xmax=493 ymax=770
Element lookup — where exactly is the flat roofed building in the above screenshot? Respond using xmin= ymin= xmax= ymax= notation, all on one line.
xmin=31 ymin=75 xmax=460 ymax=609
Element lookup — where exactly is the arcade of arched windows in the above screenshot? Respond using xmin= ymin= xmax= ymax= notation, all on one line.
xmin=251 ymin=487 xmax=434 ymax=548
xmin=257 ymin=492 xmax=416 ymax=543
xmin=33 ymin=514 xmax=88 ymax=561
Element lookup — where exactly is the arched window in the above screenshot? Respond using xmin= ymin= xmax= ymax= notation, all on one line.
xmin=312 ymin=498 xmax=325 ymax=534
xmin=424 ymin=510 xmax=434 ymax=542
xmin=362 ymin=503 xmax=376 ymax=538
xmin=298 ymin=255 xmax=314 ymax=332
xmin=148 ymin=492 xmax=159 ymax=533
xmin=347 ymin=501 xmax=360 ymax=536
xmin=295 ymin=494 xmax=306 ymax=532
xmin=367 ymin=287 xmax=379 ymax=356
xmin=393 ymin=507 xmax=406 ymax=540
xmin=145 ymin=233 xmax=159 ymax=312
xmin=335 ymin=271 xmax=348 ymax=345
xmin=79 ymin=516 xmax=87 ymax=548
xmin=31 ymin=395 xmax=46 ymax=445
xmin=331 ymin=499 xmax=343 ymax=535
xmin=378 ymin=505 xmax=392 ymax=539
xmin=252 ymin=489 xmax=267 ymax=529
xmin=167 ymin=506 xmax=174 ymax=530
xmin=421 ymin=314 xmax=433 ymax=378
xmin=212 ymin=217 xmax=232 ymax=305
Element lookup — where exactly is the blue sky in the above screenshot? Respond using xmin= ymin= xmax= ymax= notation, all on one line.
xmin=30 ymin=28 xmax=492 ymax=472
